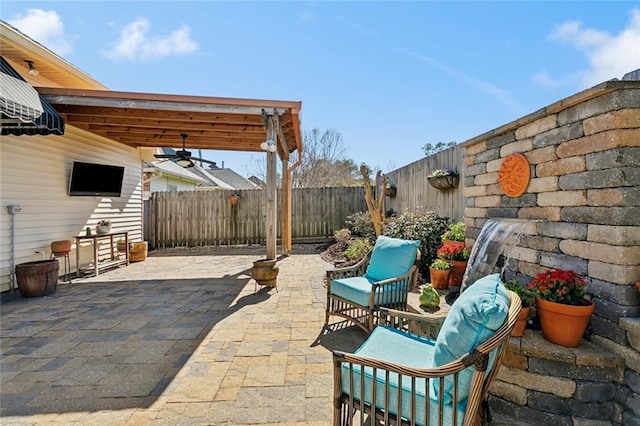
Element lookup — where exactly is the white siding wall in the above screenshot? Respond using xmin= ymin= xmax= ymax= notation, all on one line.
xmin=150 ymin=176 xmax=198 ymax=192
xmin=0 ymin=126 xmax=143 ymax=292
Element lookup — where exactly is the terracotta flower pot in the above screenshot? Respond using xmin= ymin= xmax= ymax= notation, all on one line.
xmin=448 ymin=260 xmax=467 ymax=287
xmin=536 ymin=297 xmax=594 ymax=347
xmin=429 ymin=268 xmax=450 ymax=290
xmin=51 ymin=240 xmax=72 ymax=256
xmin=511 ymin=306 xmax=530 ymax=337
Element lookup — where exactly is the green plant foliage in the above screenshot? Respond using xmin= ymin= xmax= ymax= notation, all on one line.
xmin=382 ymin=211 xmax=449 ymax=275
xmin=344 ymin=238 xmax=373 ymax=261
xmin=504 ymin=279 xmax=536 ymax=308
xmin=441 ymin=222 xmax=466 ymax=242
xmin=430 ymin=259 xmax=452 ymax=270
xmin=345 ymin=211 xmax=376 ymax=242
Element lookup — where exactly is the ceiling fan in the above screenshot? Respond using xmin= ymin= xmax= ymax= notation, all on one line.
xmin=153 ymin=133 xmax=220 ymax=168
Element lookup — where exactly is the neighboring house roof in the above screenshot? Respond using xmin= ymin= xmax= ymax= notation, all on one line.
xmin=248 ymin=176 xmax=266 ymax=187
xmin=203 ymin=167 xmax=258 ymax=190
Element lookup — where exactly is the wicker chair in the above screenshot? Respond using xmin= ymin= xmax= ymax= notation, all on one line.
xmin=332 ymin=274 xmax=521 ymax=426
xmin=325 ymin=236 xmax=421 ymax=333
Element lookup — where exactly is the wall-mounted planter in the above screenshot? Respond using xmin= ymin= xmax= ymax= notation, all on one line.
xmin=385 ymin=186 xmax=397 ymax=197
xmin=427 ymin=174 xmax=459 ymax=190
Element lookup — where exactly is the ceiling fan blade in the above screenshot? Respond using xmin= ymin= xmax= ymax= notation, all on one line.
xmin=154 ymin=154 xmax=177 ymax=159
xmin=190 ymin=156 xmax=217 ymax=165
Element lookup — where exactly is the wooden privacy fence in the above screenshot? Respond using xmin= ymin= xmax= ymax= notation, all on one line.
xmin=148 ymin=187 xmax=367 ymax=249
xmin=385 ymin=145 xmax=465 ymax=221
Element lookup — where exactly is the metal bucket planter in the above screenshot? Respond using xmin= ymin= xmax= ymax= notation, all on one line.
xmin=15 ymin=260 xmax=59 ymax=297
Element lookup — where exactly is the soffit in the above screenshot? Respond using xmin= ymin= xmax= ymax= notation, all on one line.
xmin=38 ymin=87 xmax=302 ymax=156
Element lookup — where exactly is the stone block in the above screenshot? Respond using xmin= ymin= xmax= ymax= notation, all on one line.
xmin=517 ymin=115 xmax=558 ymax=140
xmin=533 ymin=121 xmax=584 ymax=149
xmin=530 ymin=356 xmax=619 ymax=383
xmin=465 ymin=197 xmax=476 ymax=207
xmin=486 ymin=183 xmax=503 ymax=195
xmin=624 ymin=369 xmax=640 ymax=394
xmin=487 ymin=207 xmax=519 ymax=218
xmin=518 ymin=206 xmax=562 ymax=221
xmin=560 ymin=168 xmax=640 ymax=190
xmin=528 ymin=176 xmax=559 ymax=193
xmin=539 ymin=251 xmax=588 ymax=274
xmin=464 ymin=175 xmax=475 ymax=187
xmin=526 ymin=146 xmax=558 ymax=164
xmin=538 ymin=190 xmax=587 ymax=207
xmin=594 ymin=298 xmax=640 ymax=322
xmin=528 ymin=390 xmax=614 ymax=419
xmin=558 ymin=89 xmax=640 ymax=126
xmin=476 ymin=147 xmax=501 ymax=163
xmin=501 ymin=193 xmax=537 ymax=207
xmin=587 ymin=277 xmax=640 ymax=306
xmin=503 ymin=348 xmax=528 ymax=369
xmin=538 ymin=222 xmax=588 ymax=240
xmin=490 ymin=379 xmax=528 ymax=405
xmin=586 ymin=147 xmax=640 ymax=170
xmin=588 ymin=187 xmax=640 ymax=207
xmin=561 ymin=207 xmax=640 ymax=226
xmin=499 ymin=365 xmax=576 ymax=398
xmin=520 ymin=235 xmax=560 ymax=252
xmin=464 ymin=154 xmax=475 ymax=166
xmin=622 ymin=411 xmax=640 ymax=426
xmin=520 ymin=331 xmax=577 ymax=364
xmin=465 ymin=207 xmax=487 ymax=218
xmin=510 ymin=246 xmax=539 ymax=263
xmin=591 ymin=317 xmax=630 ymax=347
xmin=463 ymin=185 xmax=488 ymax=197
xmin=489 ymin=395 xmax=573 ymax=426
xmin=465 ymin=140 xmax=486 ymax=156
xmin=474 ymin=171 xmax=499 ymax=186
xmin=501 ymin=139 xmax=534 ymax=158
xmin=537 ymin=156 xmax=587 ymax=177
xmin=560 ymin=240 xmax=640 ymax=265
xmin=589 ymin=261 xmax=640 ymax=285
xmin=486 ymin=158 xmax=502 ymax=173
xmin=519 ymin=261 xmax=547 ymax=279
xmin=486 ymin=130 xmax=516 ymax=150
xmin=571 ymin=418 xmax=616 ymax=426
xmin=557 ymin=129 xmax=640 ymax=158
xmin=621 ymin=318 xmax=640 ymax=353
xmin=591 ymin=333 xmax=640 ymax=374
xmin=575 ymin=380 xmax=617 ymax=402
xmin=626 ymin=394 xmax=640 ymax=416
xmin=475 ymin=195 xmax=502 ymax=208
xmin=465 ymin=163 xmax=486 ymax=177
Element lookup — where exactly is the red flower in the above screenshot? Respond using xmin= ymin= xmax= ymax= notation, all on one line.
xmin=437 ymin=242 xmax=470 ymax=261
xmin=526 ymin=269 xmax=587 ymax=305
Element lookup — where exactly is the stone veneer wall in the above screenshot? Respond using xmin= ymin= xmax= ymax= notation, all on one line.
xmin=461 ymin=80 xmax=640 ymax=424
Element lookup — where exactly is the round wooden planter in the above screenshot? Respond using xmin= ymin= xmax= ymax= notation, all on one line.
xmin=536 ymin=297 xmax=594 ymax=347
xmin=429 ymin=268 xmax=450 ymax=289
xmin=511 ymin=306 xmax=530 ymax=337
xmin=15 ymin=260 xmax=59 ymax=297
xmin=252 ymin=259 xmax=279 ymax=287
xmin=448 ymin=260 xmax=467 ymax=287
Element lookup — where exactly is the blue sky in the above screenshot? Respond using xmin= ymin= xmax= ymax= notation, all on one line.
xmin=3 ymin=1 xmax=639 ymax=176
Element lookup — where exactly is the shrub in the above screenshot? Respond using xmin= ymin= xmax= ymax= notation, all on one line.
xmin=442 ymin=222 xmax=466 ymax=242
xmin=345 ymin=211 xmax=376 ymax=242
xmin=383 ymin=211 xmax=449 ymax=275
xmin=333 ymin=228 xmax=351 ymax=245
xmin=344 ymin=238 xmax=373 ymax=261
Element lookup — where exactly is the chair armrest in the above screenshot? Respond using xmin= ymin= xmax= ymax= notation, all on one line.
xmin=326 ymin=253 xmax=370 ymax=285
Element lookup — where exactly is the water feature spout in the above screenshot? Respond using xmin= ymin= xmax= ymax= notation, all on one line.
xmin=460 ymin=218 xmax=540 ymax=292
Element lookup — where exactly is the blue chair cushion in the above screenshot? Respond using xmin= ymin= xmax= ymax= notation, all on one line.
xmin=431 ymin=273 xmax=510 ymax=404
xmin=365 ymin=236 xmax=420 ymax=282
xmin=330 ymin=276 xmax=404 ymax=307
xmin=341 ymin=326 xmax=466 ymax=426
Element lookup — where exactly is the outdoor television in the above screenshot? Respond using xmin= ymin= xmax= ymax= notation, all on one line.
xmin=68 ymin=161 xmax=125 ymax=197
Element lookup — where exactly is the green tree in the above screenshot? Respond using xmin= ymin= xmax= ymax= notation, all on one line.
xmin=422 ymin=141 xmax=457 ymax=157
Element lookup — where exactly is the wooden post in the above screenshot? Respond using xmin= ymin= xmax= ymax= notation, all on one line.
xmin=265 ymin=118 xmax=277 ymax=260
xmin=281 ymin=157 xmax=291 ymax=255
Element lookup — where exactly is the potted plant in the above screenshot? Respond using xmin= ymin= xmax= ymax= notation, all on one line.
xmin=441 ymin=222 xmax=466 ymax=245
xmin=426 ymin=168 xmax=459 ymax=190
xmin=116 ymin=238 xmax=127 ymax=253
xmin=229 ymin=194 xmax=240 ymax=205
xmin=429 ymin=258 xmax=451 ymax=290
xmin=526 ymin=269 xmax=594 ymax=347
xmin=384 ymin=183 xmax=397 ymax=198
xmin=504 ymin=279 xmax=535 ymax=337
xmin=436 ymin=242 xmax=470 ymax=287
xmin=96 ymin=219 xmax=112 ymax=235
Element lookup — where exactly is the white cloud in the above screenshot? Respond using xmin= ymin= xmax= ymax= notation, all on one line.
xmin=532 ymin=70 xmax=560 ymax=88
xmin=8 ymin=9 xmax=74 ymax=56
xmin=547 ymin=8 xmax=640 ymax=87
xmin=103 ymin=17 xmax=199 ymax=62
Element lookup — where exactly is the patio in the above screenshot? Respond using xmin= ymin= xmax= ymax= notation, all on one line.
xmin=0 ymin=246 xmax=369 ymax=425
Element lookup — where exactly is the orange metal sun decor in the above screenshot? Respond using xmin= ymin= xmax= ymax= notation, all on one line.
xmin=498 ymin=153 xmax=530 ymax=197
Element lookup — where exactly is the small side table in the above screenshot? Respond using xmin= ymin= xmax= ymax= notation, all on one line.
xmin=75 ymin=231 xmax=129 ymax=277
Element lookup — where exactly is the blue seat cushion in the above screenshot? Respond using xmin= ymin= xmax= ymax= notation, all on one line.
xmin=330 ymin=276 xmax=404 ymax=307
xmin=341 ymin=326 xmax=466 ymax=426
xmin=365 ymin=236 xmax=420 ymax=282
xmin=431 ymin=273 xmax=510 ymax=404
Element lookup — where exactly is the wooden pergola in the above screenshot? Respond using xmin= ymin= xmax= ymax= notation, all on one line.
xmin=38 ymin=87 xmax=303 ymax=258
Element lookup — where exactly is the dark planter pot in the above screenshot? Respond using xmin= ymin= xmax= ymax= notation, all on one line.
xmin=15 ymin=260 xmax=59 ymax=297
xmin=252 ymin=259 xmax=279 ymax=287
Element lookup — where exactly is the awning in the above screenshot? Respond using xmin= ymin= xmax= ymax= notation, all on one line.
xmin=0 ymin=56 xmax=64 ymax=136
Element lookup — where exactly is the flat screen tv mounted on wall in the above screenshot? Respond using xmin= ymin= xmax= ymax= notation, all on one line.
xmin=68 ymin=161 xmax=125 ymax=197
